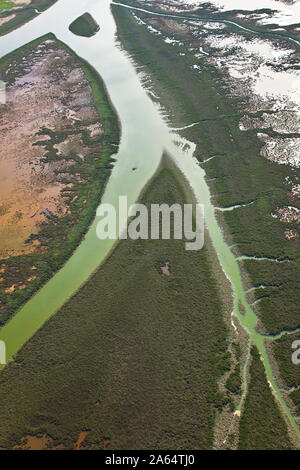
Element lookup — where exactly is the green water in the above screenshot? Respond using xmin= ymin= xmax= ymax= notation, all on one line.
xmin=0 ymin=0 xmax=298 ymax=440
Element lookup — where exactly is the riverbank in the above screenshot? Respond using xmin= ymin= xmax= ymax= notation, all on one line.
xmin=111 ymin=2 xmax=300 ymax=445
xmin=0 ymin=32 xmax=120 ymax=325
xmin=0 ymin=155 xmax=233 ymax=450
xmin=113 ymin=0 xmax=300 ymax=47
xmin=0 ymin=0 xmax=298 ymax=448
xmin=0 ymin=0 xmax=58 ymax=37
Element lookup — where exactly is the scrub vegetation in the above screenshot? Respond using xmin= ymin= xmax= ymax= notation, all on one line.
xmin=271 ymin=332 xmax=300 ymax=415
xmin=111 ymin=3 xmax=300 ymax=443
xmin=111 ymin=4 xmax=300 ymax=337
xmin=69 ymin=13 xmax=100 ymax=38
xmin=0 ymin=158 xmax=231 ymax=450
xmin=0 ymin=1 xmax=13 ymax=14
xmin=119 ymin=0 xmax=300 ymax=44
xmin=239 ymin=346 xmax=293 ymax=450
xmin=0 ymin=0 xmax=298 ymax=451
xmin=0 ymin=34 xmax=119 ymax=324
xmin=225 ymin=364 xmax=242 ymax=396
xmin=0 ymin=0 xmax=57 ymax=37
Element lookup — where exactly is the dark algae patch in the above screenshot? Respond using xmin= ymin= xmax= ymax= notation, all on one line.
xmin=239 ymin=346 xmax=293 ymax=450
xmin=69 ymin=13 xmax=100 ymax=38
xmin=0 ymin=159 xmax=230 ymax=450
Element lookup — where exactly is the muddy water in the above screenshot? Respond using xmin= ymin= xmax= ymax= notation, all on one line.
xmin=0 ymin=0 xmax=299 ymax=440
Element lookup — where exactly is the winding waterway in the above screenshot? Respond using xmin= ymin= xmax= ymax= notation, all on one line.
xmin=0 ymin=0 xmax=299 ymax=441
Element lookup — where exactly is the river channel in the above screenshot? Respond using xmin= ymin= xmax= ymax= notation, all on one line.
xmin=0 ymin=0 xmax=298 ymax=440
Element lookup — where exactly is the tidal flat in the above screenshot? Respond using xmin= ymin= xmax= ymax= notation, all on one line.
xmin=0 ymin=33 xmax=119 ymax=325
xmin=111 ymin=0 xmax=300 ymax=445
xmin=0 ymin=0 xmax=299 ymax=450
xmin=0 ymin=0 xmax=58 ymax=37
